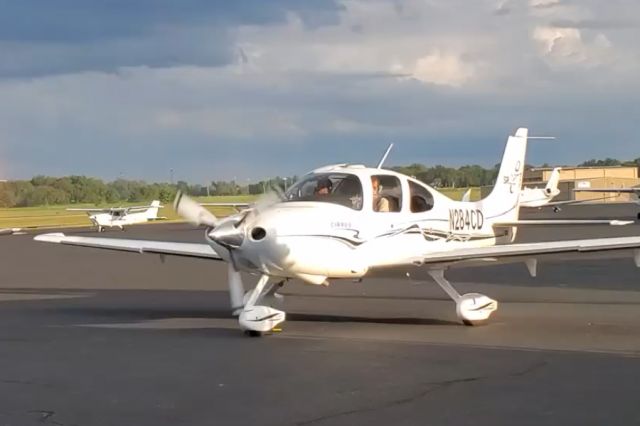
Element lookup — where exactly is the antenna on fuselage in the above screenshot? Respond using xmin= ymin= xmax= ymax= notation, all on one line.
xmin=376 ymin=143 xmax=394 ymax=169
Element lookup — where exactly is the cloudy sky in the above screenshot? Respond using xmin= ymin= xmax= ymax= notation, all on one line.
xmin=1 ymin=0 xmax=639 ymax=182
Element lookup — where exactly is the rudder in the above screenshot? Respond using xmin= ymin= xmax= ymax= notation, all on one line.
xmin=481 ymin=128 xmax=528 ymax=222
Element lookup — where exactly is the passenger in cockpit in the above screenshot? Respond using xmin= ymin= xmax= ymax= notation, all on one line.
xmin=371 ymin=176 xmax=390 ymax=212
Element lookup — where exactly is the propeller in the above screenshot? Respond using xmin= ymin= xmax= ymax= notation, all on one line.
xmin=173 ymin=187 xmax=286 ymax=314
xmin=173 ymin=191 xmax=218 ymax=228
xmin=173 ymin=190 xmax=249 ymax=313
xmin=246 ymin=183 xmax=287 ymax=218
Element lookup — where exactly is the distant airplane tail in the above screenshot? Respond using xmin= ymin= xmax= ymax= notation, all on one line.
xmin=146 ymin=200 xmax=162 ymax=219
xmin=545 ymin=167 xmax=561 ymax=197
xmin=480 ymin=128 xmax=528 ymax=222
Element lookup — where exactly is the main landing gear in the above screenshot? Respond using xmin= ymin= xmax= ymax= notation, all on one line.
xmin=427 ymin=269 xmax=498 ymax=325
xmin=238 ymin=275 xmax=286 ymax=337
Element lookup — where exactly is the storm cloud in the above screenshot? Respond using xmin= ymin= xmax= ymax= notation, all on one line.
xmin=0 ymin=0 xmax=638 ymax=182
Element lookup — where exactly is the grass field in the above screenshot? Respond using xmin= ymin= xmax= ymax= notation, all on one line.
xmin=0 ymin=195 xmax=256 ymax=229
xmin=0 ymin=190 xmax=481 ymax=229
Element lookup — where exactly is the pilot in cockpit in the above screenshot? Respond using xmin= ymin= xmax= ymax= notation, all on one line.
xmin=314 ymin=177 xmax=333 ymax=196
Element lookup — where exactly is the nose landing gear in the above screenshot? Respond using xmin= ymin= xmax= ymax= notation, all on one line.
xmin=238 ymin=275 xmax=286 ymax=336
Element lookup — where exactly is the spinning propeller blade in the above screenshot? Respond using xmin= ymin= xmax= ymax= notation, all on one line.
xmin=173 ymin=191 xmax=218 ymax=227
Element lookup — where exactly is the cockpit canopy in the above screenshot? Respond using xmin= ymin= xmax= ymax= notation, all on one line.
xmin=285 ymin=173 xmax=363 ymax=210
xmin=284 ymin=171 xmax=435 ymax=213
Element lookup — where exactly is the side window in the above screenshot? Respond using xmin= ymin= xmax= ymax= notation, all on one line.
xmin=371 ymin=175 xmax=402 ymax=213
xmin=409 ymin=180 xmax=434 ymax=213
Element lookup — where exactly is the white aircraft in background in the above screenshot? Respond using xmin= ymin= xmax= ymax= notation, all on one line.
xmin=519 ymin=167 xmax=562 ymax=208
xmin=463 ymin=167 xmax=614 ymax=212
xmin=574 ymin=186 xmax=640 ymax=219
xmin=462 ymin=167 xmax=563 ymax=210
xmin=0 ymin=228 xmax=22 ymax=236
xmin=67 ymin=200 xmax=163 ymax=232
xmin=36 ymin=128 xmax=640 ymax=336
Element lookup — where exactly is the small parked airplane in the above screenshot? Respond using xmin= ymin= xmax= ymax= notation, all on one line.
xmin=574 ymin=186 xmax=640 ymax=219
xmin=36 ymin=128 xmax=640 ymax=335
xmin=0 ymin=228 xmax=22 ymax=236
xmin=464 ymin=167 xmax=614 ymax=212
xmin=67 ymin=200 xmax=163 ymax=232
xmin=519 ymin=167 xmax=562 ymax=208
xmin=462 ymin=167 xmax=563 ymax=210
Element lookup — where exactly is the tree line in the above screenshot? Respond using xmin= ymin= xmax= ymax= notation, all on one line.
xmin=1 ymin=157 xmax=638 ymax=208
xmin=0 ymin=175 xmax=297 ymax=208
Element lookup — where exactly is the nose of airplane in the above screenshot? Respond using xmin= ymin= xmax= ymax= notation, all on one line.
xmin=208 ymin=221 xmax=245 ymax=249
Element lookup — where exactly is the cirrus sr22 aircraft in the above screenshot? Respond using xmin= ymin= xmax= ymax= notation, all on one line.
xmin=35 ymin=128 xmax=640 ymax=336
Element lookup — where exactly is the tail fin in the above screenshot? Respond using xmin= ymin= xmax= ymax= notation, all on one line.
xmin=146 ymin=200 xmax=161 ymax=219
xmin=545 ymin=167 xmax=561 ymax=197
xmin=481 ymin=128 xmax=528 ymax=221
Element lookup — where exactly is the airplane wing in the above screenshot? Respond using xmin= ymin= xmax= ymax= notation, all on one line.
xmin=574 ymin=188 xmax=640 ymax=194
xmin=525 ymin=195 xmax=618 ymax=208
xmin=125 ymin=204 xmax=164 ymax=213
xmin=34 ymin=233 xmax=222 ymax=260
xmin=200 ymin=203 xmax=252 ymax=212
xmin=200 ymin=203 xmax=251 ymax=208
xmin=493 ymin=219 xmax=632 ymax=226
xmin=372 ymin=236 xmax=640 ymax=272
xmin=66 ymin=208 xmax=115 ymax=213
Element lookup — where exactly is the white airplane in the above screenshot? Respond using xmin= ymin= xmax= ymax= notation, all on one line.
xmin=0 ymin=228 xmax=22 ymax=236
xmin=67 ymin=200 xmax=163 ymax=232
xmin=574 ymin=186 xmax=640 ymax=219
xmin=463 ymin=167 xmax=614 ymax=212
xmin=519 ymin=167 xmax=562 ymax=208
xmin=35 ymin=128 xmax=640 ymax=336
xmin=462 ymin=167 xmax=563 ymax=210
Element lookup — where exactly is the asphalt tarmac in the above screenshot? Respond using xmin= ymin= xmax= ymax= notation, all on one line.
xmin=0 ymin=204 xmax=639 ymax=426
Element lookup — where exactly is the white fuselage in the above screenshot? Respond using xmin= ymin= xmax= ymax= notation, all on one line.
xmin=205 ymin=165 xmax=521 ymax=285
xmin=90 ymin=211 xmax=153 ymax=229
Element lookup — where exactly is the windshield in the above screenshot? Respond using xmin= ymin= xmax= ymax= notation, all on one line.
xmin=285 ymin=173 xmax=363 ymax=210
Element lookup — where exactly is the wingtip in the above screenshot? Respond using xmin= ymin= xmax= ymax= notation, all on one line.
xmin=34 ymin=232 xmax=66 ymax=243
xmin=610 ymin=220 xmax=633 ymax=226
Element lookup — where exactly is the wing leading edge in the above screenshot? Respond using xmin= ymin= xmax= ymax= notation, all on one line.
xmin=34 ymin=233 xmax=221 ymax=260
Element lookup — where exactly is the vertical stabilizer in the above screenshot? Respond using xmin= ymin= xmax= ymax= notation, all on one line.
xmin=545 ymin=167 xmax=561 ymax=197
xmin=482 ymin=128 xmax=528 ymax=222
xmin=146 ymin=200 xmax=161 ymax=219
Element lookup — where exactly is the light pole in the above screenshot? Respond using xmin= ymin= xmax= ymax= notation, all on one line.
xmin=170 ymin=168 xmax=174 ymax=185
